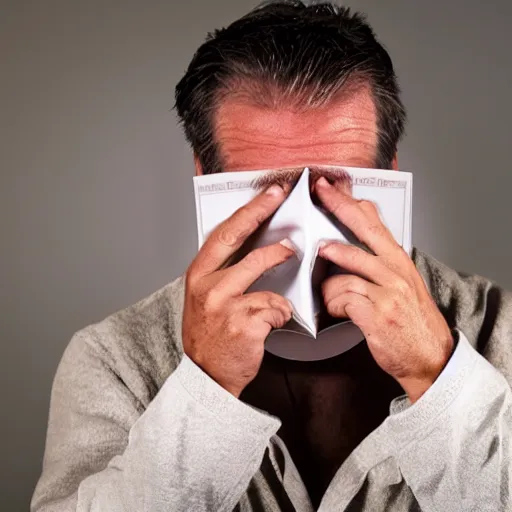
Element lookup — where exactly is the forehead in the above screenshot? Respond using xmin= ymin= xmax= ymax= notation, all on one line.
xmin=214 ymin=85 xmax=378 ymax=172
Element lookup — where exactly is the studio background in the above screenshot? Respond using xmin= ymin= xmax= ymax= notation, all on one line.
xmin=1 ymin=1 xmax=511 ymax=509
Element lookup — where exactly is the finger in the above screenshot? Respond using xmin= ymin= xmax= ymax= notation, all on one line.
xmin=255 ymin=307 xmax=292 ymax=331
xmin=217 ymin=239 xmax=297 ymax=295
xmin=319 ymin=242 xmax=397 ymax=286
xmin=314 ymin=176 xmax=400 ymax=257
xmin=191 ymin=185 xmax=287 ymax=277
xmin=238 ymin=291 xmax=293 ymax=329
xmin=322 ymin=273 xmax=381 ymax=305
xmin=325 ymin=290 xmax=374 ymax=328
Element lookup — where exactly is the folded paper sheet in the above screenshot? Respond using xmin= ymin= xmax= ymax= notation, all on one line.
xmin=194 ymin=166 xmax=412 ymax=361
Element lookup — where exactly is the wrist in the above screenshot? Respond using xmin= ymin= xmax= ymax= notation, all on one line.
xmin=197 ymin=368 xmax=245 ymax=399
xmin=400 ymin=331 xmax=456 ymax=403
xmin=399 ymin=375 xmax=436 ymax=404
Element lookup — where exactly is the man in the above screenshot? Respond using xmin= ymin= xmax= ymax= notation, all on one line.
xmin=32 ymin=2 xmax=512 ymax=511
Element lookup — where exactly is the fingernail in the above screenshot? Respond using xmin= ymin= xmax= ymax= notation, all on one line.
xmin=279 ymin=237 xmax=296 ymax=251
xmin=279 ymin=238 xmax=301 ymax=257
xmin=318 ymin=240 xmax=333 ymax=255
xmin=266 ymin=184 xmax=283 ymax=197
xmin=316 ymin=176 xmax=330 ymax=188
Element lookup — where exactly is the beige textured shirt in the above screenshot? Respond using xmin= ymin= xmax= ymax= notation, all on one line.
xmin=32 ymin=249 xmax=512 ymax=511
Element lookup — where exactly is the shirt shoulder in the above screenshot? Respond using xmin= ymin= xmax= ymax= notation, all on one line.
xmin=65 ymin=275 xmax=186 ymax=406
xmin=413 ymin=248 xmax=512 ymax=384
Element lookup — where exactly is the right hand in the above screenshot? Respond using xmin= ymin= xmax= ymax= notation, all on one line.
xmin=183 ymin=184 xmax=296 ymax=397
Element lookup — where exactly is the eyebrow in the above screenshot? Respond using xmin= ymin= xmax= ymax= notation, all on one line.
xmin=251 ymin=166 xmax=353 ymax=193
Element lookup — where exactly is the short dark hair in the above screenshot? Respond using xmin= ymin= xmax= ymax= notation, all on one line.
xmin=175 ymin=1 xmax=406 ymax=173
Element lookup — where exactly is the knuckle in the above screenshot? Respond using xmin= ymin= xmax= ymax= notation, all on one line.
xmin=268 ymin=296 xmax=285 ymax=310
xmin=203 ymin=287 xmax=223 ymax=312
xmin=252 ymin=204 xmax=271 ymax=225
xmin=257 ymin=291 xmax=282 ymax=309
xmin=359 ymin=199 xmax=378 ymax=214
xmin=185 ymin=267 xmax=198 ymax=290
xmin=245 ymin=215 xmax=261 ymax=233
xmin=325 ymin=297 xmax=341 ymax=317
xmin=225 ymin=320 xmax=242 ymax=340
xmin=272 ymin=310 xmax=287 ymax=327
xmin=379 ymin=294 xmax=399 ymax=317
xmin=263 ymin=290 xmax=280 ymax=302
xmin=236 ymin=202 xmax=269 ymax=227
xmin=264 ymin=306 xmax=287 ymax=328
xmin=216 ymin=226 xmax=241 ymax=247
xmin=394 ymin=278 xmax=411 ymax=295
xmin=368 ymin=223 xmax=385 ymax=237
xmin=345 ymin=275 xmax=361 ymax=292
xmin=270 ymin=294 xmax=292 ymax=315
xmin=378 ymin=299 xmax=392 ymax=318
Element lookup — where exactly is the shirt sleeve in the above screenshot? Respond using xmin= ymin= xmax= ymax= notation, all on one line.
xmin=387 ymin=329 xmax=512 ymax=511
xmin=31 ymin=331 xmax=281 ymax=512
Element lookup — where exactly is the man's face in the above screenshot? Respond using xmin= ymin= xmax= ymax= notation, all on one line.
xmin=196 ymin=84 xmax=397 ymax=175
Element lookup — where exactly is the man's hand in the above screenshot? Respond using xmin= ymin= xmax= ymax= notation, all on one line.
xmin=183 ymin=184 xmax=295 ymax=398
xmin=314 ymin=176 xmax=454 ymax=403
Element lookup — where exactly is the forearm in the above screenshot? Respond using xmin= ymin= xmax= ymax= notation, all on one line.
xmin=77 ymin=355 xmax=279 ymax=512
xmin=33 ymin=349 xmax=280 ymax=512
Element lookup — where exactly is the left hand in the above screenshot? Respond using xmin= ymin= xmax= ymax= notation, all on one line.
xmin=314 ymin=176 xmax=454 ymax=403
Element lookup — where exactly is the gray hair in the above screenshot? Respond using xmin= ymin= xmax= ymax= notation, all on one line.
xmin=175 ymin=1 xmax=407 ymax=173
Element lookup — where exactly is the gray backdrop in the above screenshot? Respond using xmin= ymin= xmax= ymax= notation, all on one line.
xmin=2 ymin=0 xmax=511 ymax=509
